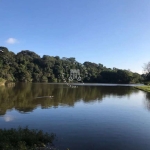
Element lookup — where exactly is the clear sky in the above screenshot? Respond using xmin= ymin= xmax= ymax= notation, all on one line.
xmin=1 ymin=0 xmax=150 ymax=74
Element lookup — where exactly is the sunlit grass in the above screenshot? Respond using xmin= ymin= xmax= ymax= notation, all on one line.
xmin=135 ymin=86 xmax=150 ymax=93
xmin=0 ymin=127 xmax=55 ymax=150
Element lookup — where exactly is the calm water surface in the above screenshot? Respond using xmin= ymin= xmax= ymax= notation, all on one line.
xmin=0 ymin=83 xmax=150 ymax=150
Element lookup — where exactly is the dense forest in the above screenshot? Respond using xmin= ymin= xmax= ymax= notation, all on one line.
xmin=0 ymin=46 xmax=143 ymax=84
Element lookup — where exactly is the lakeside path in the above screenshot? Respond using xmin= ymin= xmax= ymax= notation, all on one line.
xmin=134 ymin=86 xmax=150 ymax=93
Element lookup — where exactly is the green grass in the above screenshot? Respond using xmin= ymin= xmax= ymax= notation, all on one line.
xmin=0 ymin=127 xmax=55 ymax=150
xmin=134 ymin=86 xmax=150 ymax=93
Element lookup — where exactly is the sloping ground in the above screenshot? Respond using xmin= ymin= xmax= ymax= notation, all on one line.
xmin=134 ymin=86 xmax=150 ymax=93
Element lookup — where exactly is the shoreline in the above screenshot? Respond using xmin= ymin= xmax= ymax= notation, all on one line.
xmin=134 ymin=86 xmax=150 ymax=93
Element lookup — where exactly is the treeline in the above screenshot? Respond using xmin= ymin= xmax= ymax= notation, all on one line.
xmin=0 ymin=46 xmax=142 ymax=83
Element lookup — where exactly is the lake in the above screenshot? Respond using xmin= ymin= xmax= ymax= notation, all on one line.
xmin=0 ymin=83 xmax=150 ymax=150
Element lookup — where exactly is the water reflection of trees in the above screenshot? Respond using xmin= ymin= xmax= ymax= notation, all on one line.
xmin=144 ymin=93 xmax=150 ymax=111
xmin=0 ymin=83 xmax=137 ymax=115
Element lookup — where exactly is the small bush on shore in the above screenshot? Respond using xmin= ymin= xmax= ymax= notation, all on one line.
xmin=144 ymin=82 xmax=150 ymax=85
xmin=0 ymin=127 xmax=55 ymax=150
xmin=0 ymin=78 xmax=6 ymax=85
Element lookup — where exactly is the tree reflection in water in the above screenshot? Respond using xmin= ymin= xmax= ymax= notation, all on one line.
xmin=0 ymin=83 xmax=138 ymax=115
xmin=144 ymin=93 xmax=150 ymax=111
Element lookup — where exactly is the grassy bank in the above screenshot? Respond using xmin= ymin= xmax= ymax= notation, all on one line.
xmin=0 ymin=127 xmax=55 ymax=150
xmin=0 ymin=78 xmax=6 ymax=86
xmin=134 ymin=86 xmax=150 ymax=93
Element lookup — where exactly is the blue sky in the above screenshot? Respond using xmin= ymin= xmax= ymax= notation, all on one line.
xmin=1 ymin=0 xmax=150 ymax=74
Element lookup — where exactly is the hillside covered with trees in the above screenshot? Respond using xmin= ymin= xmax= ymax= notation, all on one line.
xmin=0 ymin=46 xmax=142 ymax=84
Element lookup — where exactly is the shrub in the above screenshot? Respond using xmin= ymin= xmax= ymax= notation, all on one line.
xmin=0 ymin=127 xmax=55 ymax=150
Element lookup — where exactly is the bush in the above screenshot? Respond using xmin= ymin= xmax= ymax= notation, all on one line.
xmin=0 ymin=127 xmax=55 ymax=150
xmin=144 ymin=82 xmax=150 ymax=85
xmin=0 ymin=78 xmax=6 ymax=85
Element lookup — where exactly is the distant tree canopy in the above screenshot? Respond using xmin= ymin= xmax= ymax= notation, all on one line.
xmin=0 ymin=46 xmax=142 ymax=84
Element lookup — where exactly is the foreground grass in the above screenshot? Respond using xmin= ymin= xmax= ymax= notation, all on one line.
xmin=0 ymin=127 xmax=55 ymax=150
xmin=134 ymin=86 xmax=150 ymax=93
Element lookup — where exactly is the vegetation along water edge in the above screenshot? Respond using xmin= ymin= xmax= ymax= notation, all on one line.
xmin=0 ymin=127 xmax=56 ymax=150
